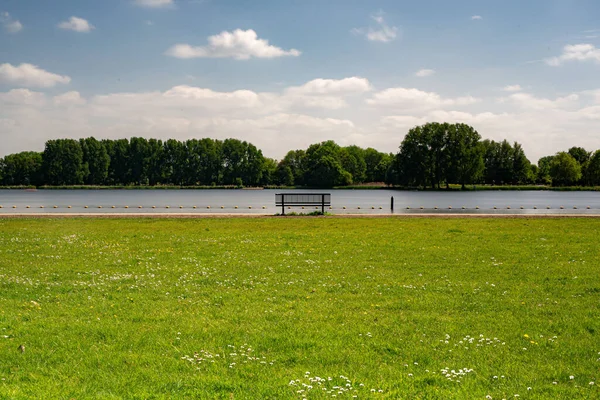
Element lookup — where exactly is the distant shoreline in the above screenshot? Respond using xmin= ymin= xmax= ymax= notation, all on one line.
xmin=1 ymin=185 xmax=599 ymax=191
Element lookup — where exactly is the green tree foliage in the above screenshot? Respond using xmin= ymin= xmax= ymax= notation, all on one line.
xmin=586 ymin=150 xmax=600 ymax=186
xmin=0 ymin=151 xmax=43 ymax=186
xmin=444 ymin=123 xmax=484 ymax=188
xmin=80 ymin=137 xmax=109 ymax=185
xmin=392 ymin=123 xmax=486 ymax=188
xmin=42 ymin=139 xmax=86 ymax=185
xmin=304 ymin=141 xmax=352 ymax=187
xmin=364 ymin=148 xmax=392 ymax=182
xmin=103 ymin=139 xmax=130 ymax=185
xmin=340 ymin=146 xmax=367 ymax=183
xmin=536 ymin=156 xmax=554 ymax=185
xmin=549 ymin=152 xmax=582 ymax=186
xmin=278 ymin=150 xmax=307 ymax=186
xmin=3 ymin=131 xmax=597 ymax=188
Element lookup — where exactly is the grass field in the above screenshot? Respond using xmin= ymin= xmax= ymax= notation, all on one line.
xmin=0 ymin=217 xmax=599 ymax=399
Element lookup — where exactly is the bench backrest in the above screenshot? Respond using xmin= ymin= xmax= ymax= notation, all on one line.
xmin=275 ymin=193 xmax=331 ymax=206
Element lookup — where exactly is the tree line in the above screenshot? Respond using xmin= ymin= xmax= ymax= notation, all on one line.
xmin=1 ymin=123 xmax=599 ymax=188
xmin=386 ymin=122 xmax=600 ymax=188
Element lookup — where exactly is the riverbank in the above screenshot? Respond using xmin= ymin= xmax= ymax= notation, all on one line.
xmin=1 ymin=184 xmax=599 ymax=191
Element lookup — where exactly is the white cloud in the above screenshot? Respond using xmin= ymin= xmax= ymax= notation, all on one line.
xmin=415 ymin=69 xmax=435 ymax=77
xmin=503 ymin=84 xmax=522 ymax=92
xmin=352 ymin=12 xmax=398 ymax=43
xmin=366 ymin=87 xmax=479 ymax=111
xmin=1 ymin=12 xmax=22 ymax=33
xmin=58 ymin=16 xmax=95 ymax=33
xmin=285 ymin=77 xmax=371 ymax=95
xmin=53 ymin=91 xmax=86 ymax=106
xmin=166 ymin=29 xmax=301 ymax=60
xmin=134 ymin=0 xmax=175 ymax=8
xmin=0 ymin=63 xmax=71 ymax=88
xmin=0 ymin=89 xmax=46 ymax=106
xmin=3 ymin=81 xmax=600 ymax=164
xmin=471 ymin=15 xmax=483 ymax=20
xmin=507 ymin=92 xmax=579 ymax=110
xmin=545 ymin=43 xmax=600 ymax=66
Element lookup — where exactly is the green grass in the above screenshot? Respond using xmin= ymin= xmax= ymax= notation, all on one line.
xmin=0 ymin=217 xmax=599 ymax=399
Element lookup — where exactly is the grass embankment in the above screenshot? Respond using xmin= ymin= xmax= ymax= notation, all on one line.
xmin=0 ymin=218 xmax=599 ymax=399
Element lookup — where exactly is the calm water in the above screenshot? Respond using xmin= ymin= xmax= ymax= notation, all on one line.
xmin=1 ymin=189 xmax=599 ymax=214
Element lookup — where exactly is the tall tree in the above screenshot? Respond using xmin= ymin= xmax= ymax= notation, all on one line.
xmin=0 ymin=152 xmax=43 ymax=186
xmin=444 ymin=123 xmax=484 ymax=188
xmin=103 ymin=139 xmax=129 ymax=185
xmin=549 ymin=152 xmax=581 ymax=186
xmin=585 ymin=150 xmax=600 ymax=186
xmin=42 ymin=139 xmax=86 ymax=185
xmin=304 ymin=141 xmax=352 ymax=187
xmin=80 ymin=137 xmax=109 ymax=185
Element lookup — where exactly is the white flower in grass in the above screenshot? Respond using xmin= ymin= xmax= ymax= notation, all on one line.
xmin=570 ymin=375 xmax=574 ymax=380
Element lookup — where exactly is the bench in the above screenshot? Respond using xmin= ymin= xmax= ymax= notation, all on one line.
xmin=275 ymin=193 xmax=331 ymax=215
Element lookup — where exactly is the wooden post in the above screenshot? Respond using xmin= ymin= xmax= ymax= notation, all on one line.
xmin=391 ymin=196 xmax=394 ymax=211
xmin=321 ymin=194 xmax=325 ymax=214
xmin=282 ymin=196 xmax=285 ymax=215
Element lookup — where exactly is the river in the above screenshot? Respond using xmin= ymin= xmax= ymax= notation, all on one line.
xmin=1 ymin=189 xmax=599 ymax=214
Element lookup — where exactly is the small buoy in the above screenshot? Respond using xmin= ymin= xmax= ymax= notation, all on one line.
xmin=475 ymin=206 xmax=479 ymax=209
xmin=371 ymin=206 xmax=375 ymax=209
xmin=193 ymin=206 xmax=197 ymax=209
xmin=520 ymin=206 xmax=524 ymax=209
xmin=357 ymin=206 xmax=361 ymax=209
xmin=329 ymin=206 xmax=333 ymax=209
xmin=406 ymin=206 xmax=410 ymax=209
xmin=0 ymin=205 xmax=3 ymax=208
xmin=434 ymin=206 xmax=438 ymax=209
xmin=533 ymin=206 xmax=537 ymax=209
xmin=288 ymin=206 xmax=291 ymax=209
xmin=26 ymin=205 xmax=30 ymax=209
xmin=573 ymin=206 xmax=577 ymax=209
xmin=235 ymin=206 xmax=238 ymax=209
xmin=248 ymin=206 xmax=252 ymax=209
xmin=179 ymin=206 xmax=183 ymax=209
xmin=560 ymin=206 xmax=564 ymax=209
xmin=546 ymin=206 xmax=551 ymax=209
xmin=138 ymin=206 xmax=142 ymax=209
xmin=315 ymin=206 xmax=319 ymax=210
xmin=343 ymin=206 xmax=346 ymax=209
xmin=84 ymin=206 xmax=89 ymax=209
xmin=40 ymin=206 xmax=44 ymax=208
xmin=68 ymin=206 xmax=72 ymax=209
xmin=98 ymin=206 xmax=102 ymax=209
xmin=165 ymin=206 xmax=169 ymax=209
xmin=448 ymin=206 xmax=452 ymax=209
xmin=111 ymin=206 xmax=115 ymax=209
xmin=13 ymin=205 xmax=17 ymax=209
xmin=493 ymin=206 xmax=497 ymax=209
xmin=125 ymin=206 xmax=129 ymax=209
xmin=587 ymin=206 xmax=591 ymax=209
xmin=152 ymin=206 xmax=156 ymax=209
xmin=420 ymin=206 xmax=424 ymax=209
xmin=221 ymin=206 xmax=224 ymax=209
xmin=262 ymin=206 xmax=266 ymax=209
xmin=379 ymin=206 xmax=382 ymax=209
xmin=53 ymin=205 xmax=57 ymax=209
xmin=301 ymin=206 xmax=305 ymax=209
xmin=507 ymin=206 xmax=511 ymax=209
xmin=206 ymin=206 xmax=210 ymax=209
xmin=461 ymin=206 xmax=465 ymax=209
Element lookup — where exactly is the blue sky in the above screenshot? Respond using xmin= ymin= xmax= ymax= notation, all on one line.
xmin=1 ymin=0 xmax=600 ymax=161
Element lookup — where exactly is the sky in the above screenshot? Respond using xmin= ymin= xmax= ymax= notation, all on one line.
xmin=1 ymin=0 xmax=600 ymax=162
